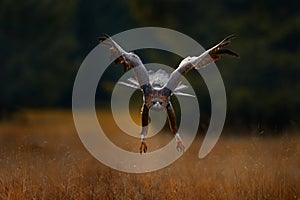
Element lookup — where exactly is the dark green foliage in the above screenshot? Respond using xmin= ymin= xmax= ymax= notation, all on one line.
xmin=0 ymin=0 xmax=79 ymax=109
xmin=0 ymin=0 xmax=299 ymax=129
xmin=128 ymin=0 xmax=300 ymax=129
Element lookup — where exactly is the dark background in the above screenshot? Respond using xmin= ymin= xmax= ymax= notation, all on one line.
xmin=1 ymin=0 xmax=299 ymax=131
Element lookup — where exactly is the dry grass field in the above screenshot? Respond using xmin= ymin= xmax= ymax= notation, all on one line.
xmin=0 ymin=110 xmax=299 ymax=199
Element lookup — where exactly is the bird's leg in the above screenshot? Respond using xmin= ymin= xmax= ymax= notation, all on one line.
xmin=166 ymin=103 xmax=185 ymax=152
xmin=140 ymin=104 xmax=149 ymax=154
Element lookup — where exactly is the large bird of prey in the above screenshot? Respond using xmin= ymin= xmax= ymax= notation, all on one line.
xmin=99 ymin=34 xmax=239 ymax=154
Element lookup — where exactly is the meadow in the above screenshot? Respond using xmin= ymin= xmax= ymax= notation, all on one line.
xmin=0 ymin=110 xmax=299 ymax=199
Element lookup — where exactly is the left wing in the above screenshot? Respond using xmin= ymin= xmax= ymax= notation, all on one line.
xmin=99 ymin=35 xmax=150 ymax=89
xmin=164 ymin=35 xmax=239 ymax=92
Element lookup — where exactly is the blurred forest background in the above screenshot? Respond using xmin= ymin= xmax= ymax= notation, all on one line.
xmin=0 ymin=0 xmax=299 ymax=131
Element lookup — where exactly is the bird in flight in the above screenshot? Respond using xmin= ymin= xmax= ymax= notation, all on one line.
xmin=99 ymin=34 xmax=239 ymax=154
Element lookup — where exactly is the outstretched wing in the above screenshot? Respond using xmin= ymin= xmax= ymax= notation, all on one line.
xmin=99 ymin=35 xmax=150 ymax=89
xmin=164 ymin=35 xmax=239 ymax=92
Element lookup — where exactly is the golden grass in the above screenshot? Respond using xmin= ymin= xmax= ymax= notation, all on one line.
xmin=0 ymin=110 xmax=299 ymax=199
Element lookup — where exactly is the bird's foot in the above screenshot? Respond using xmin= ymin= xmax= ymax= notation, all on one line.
xmin=140 ymin=141 xmax=147 ymax=154
xmin=176 ymin=141 xmax=185 ymax=153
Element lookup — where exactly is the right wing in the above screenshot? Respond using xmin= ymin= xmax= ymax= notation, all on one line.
xmin=99 ymin=35 xmax=150 ymax=89
xmin=164 ymin=35 xmax=239 ymax=92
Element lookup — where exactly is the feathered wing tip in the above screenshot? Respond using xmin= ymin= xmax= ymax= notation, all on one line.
xmin=97 ymin=34 xmax=131 ymax=71
xmin=98 ymin=34 xmax=111 ymax=44
xmin=209 ymin=34 xmax=240 ymax=61
xmin=218 ymin=34 xmax=236 ymax=47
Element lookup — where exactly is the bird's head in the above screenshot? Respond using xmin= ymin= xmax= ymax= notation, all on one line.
xmin=151 ymin=98 xmax=164 ymax=111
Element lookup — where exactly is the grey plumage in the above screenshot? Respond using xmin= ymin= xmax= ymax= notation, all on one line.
xmin=99 ymin=34 xmax=239 ymax=154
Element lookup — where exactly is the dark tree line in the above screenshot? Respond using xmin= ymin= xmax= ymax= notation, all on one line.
xmin=0 ymin=0 xmax=299 ymax=129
